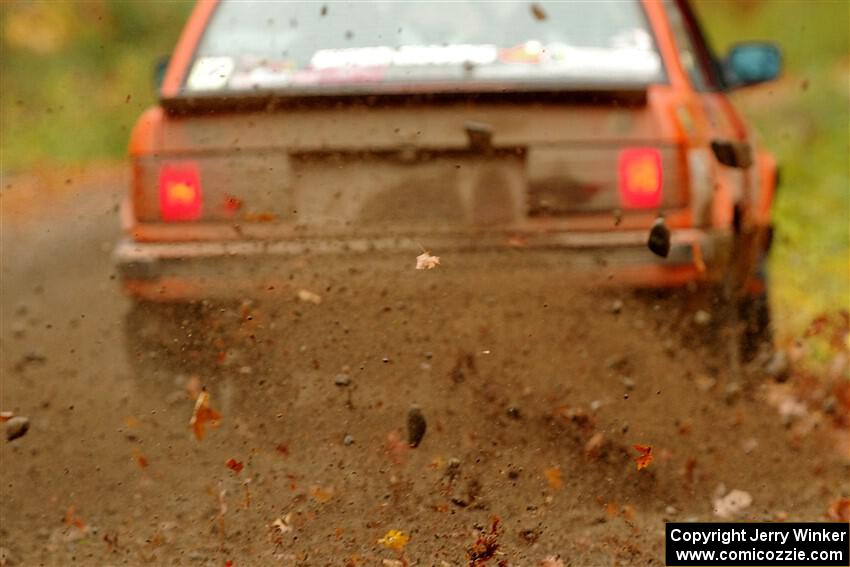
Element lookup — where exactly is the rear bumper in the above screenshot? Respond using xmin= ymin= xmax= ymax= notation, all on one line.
xmin=115 ymin=229 xmax=733 ymax=301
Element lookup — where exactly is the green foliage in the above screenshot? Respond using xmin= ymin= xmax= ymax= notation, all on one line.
xmin=0 ymin=1 xmax=192 ymax=170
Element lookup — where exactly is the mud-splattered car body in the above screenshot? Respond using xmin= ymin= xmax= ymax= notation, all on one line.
xmin=116 ymin=0 xmax=779 ymax=302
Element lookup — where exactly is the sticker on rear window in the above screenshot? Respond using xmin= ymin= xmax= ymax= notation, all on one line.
xmin=310 ymin=44 xmax=498 ymax=69
xmin=186 ymin=56 xmax=234 ymax=91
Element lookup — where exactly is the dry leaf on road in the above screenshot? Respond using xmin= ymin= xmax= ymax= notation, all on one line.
xmin=415 ymin=251 xmax=440 ymax=270
xmin=633 ymin=444 xmax=653 ymax=470
xmin=190 ymin=389 xmax=221 ymax=441
xmin=827 ymin=498 xmax=850 ymax=522
xmin=544 ymin=466 xmax=563 ymax=490
xmin=713 ymin=489 xmax=752 ymax=518
xmin=377 ymin=529 xmax=410 ymax=551
xmin=296 ymin=289 xmax=322 ymax=304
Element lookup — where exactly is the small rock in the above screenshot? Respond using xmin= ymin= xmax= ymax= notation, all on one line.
xmin=506 ymin=405 xmax=522 ymax=420
xmin=741 ymin=437 xmax=758 ymax=454
xmin=694 ymin=310 xmax=712 ymax=326
xmin=333 ymin=373 xmax=351 ymax=387
xmin=607 ymin=300 xmax=623 ymax=314
xmin=764 ymin=350 xmax=790 ymax=382
xmin=5 ymin=416 xmax=30 ymax=441
xmin=407 ymin=406 xmax=427 ymax=448
xmin=621 ymin=376 xmax=636 ymax=390
xmin=518 ymin=527 xmax=540 ymax=544
xmin=665 ymin=505 xmax=678 ymax=516
xmin=343 ymin=434 xmax=354 ymax=446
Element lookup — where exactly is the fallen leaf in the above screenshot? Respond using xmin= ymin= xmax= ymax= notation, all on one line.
xmin=225 ymin=458 xmax=244 ymax=473
xmin=271 ymin=514 xmax=293 ymax=534
xmin=190 ymin=389 xmax=222 ymax=441
xmin=296 ymin=289 xmax=322 ymax=304
xmin=64 ymin=505 xmax=86 ymax=529
xmin=309 ymin=485 xmax=334 ymax=503
xmin=415 ymin=251 xmax=440 ymax=270
xmin=827 ymin=498 xmax=850 ymax=522
xmin=223 ymin=194 xmax=243 ymax=213
xmin=543 ymin=466 xmax=563 ymax=490
xmin=713 ymin=489 xmax=752 ymax=518
xmin=132 ymin=448 xmax=149 ymax=469
xmin=467 ymin=517 xmax=502 ymax=563
xmin=377 ymin=529 xmax=410 ymax=551
xmin=633 ymin=444 xmax=653 ymax=470
xmin=530 ymin=3 xmax=547 ymax=21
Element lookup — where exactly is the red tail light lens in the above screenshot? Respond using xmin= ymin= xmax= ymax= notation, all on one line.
xmin=159 ymin=162 xmax=202 ymax=221
xmin=618 ymin=148 xmax=663 ymax=209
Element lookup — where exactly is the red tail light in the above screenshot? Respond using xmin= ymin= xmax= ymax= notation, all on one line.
xmin=159 ymin=162 xmax=202 ymax=221
xmin=618 ymin=148 xmax=663 ymax=209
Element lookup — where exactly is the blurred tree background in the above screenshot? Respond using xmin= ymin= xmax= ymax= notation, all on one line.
xmin=0 ymin=1 xmax=192 ymax=167
xmin=0 ymin=0 xmax=847 ymax=345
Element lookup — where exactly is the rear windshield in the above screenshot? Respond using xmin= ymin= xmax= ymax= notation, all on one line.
xmin=185 ymin=1 xmax=665 ymax=95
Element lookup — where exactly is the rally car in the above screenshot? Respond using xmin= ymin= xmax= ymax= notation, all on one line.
xmin=116 ymin=0 xmax=780 ymax=348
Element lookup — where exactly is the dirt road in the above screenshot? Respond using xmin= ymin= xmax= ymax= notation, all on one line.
xmin=1 ymin=171 xmax=847 ymax=566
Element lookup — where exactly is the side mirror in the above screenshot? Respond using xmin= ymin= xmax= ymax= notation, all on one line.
xmin=723 ymin=43 xmax=781 ymax=89
xmin=154 ymin=56 xmax=170 ymax=92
